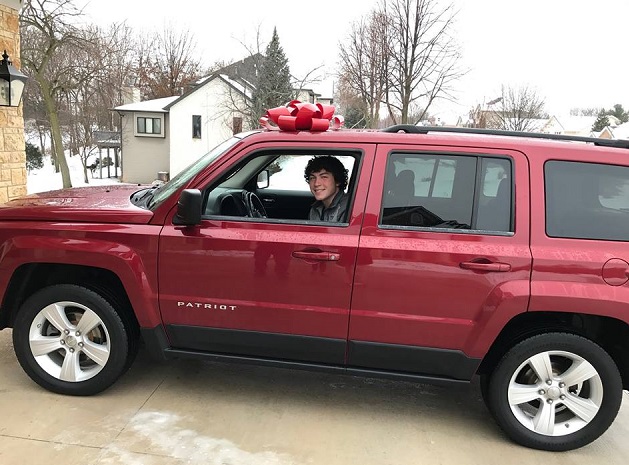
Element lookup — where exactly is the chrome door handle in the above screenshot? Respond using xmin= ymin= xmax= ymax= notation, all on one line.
xmin=460 ymin=261 xmax=511 ymax=272
xmin=292 ymin=251 xmax=341 ymax=261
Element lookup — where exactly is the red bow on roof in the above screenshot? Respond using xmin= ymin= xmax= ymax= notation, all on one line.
xmin=260 ymin=100 xmax=344 ymax=132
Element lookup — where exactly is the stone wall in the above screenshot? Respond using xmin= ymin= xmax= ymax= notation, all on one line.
xmin=0 ymin=2 xmax=27 ymax=203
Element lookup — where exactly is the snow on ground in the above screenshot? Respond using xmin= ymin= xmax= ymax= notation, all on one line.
xmin=27 ymin=154 xmax=126 ymax=194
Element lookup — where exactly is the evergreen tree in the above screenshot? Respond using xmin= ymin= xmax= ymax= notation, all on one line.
xmin=609 ymin=103 xmax=629 ymax=124
xmin=592 ymin=111 xmax=610 ymax=132
xmin=342 ymin=105 xmax=369 ymax=129
xmin=25 ymin=142 xmax=44 ymax=172
xmin=250 ymin=28 xmax=293 ymax=128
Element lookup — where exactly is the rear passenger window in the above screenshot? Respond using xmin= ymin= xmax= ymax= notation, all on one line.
xmin=380 ymin=153 xmax=513 ymax=233
xmin=546 ymin=161 xmax=629 ymax=241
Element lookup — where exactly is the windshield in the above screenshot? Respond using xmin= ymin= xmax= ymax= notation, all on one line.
xmin=147 ymin=135 xmax=244 ymax=210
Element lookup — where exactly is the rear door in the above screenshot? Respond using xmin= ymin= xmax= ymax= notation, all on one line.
xmin=529 ymin=149 xmax=629 ymax=323
xmin=348 ymin=143 xmax=532 ymax=380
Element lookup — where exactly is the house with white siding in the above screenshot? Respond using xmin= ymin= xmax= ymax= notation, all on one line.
xmin=114 ymin=55 xmax=331 ymax=184
xmin=114 ymin=73 xmax=251 ymax=184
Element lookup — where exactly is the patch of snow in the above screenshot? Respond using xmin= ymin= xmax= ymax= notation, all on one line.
xmin=101 ymin=411 xmax=296 ymax=465
xmin=219 ymin=74 xmax=253 ymax=99
xmin=27 ymin=154 xmax=127 ymax=194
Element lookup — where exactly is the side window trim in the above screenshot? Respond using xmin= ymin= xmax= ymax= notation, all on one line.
xmin=470 ymin=157 xmax=484 ymax=230
xmin=200 ymin=149 xmax=363 ymax=227
xmin=378 ymin=151 xmax=514 ymax=235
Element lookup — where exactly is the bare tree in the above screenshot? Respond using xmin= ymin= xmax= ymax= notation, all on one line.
xmin=64 ymin=23 xmax=136 ymax=183
xmin=136 ymin=25 xmax=204 ymax=99
xmin=338 ymin=0 xmax=465 ymax=127
xmin=489 ymin=85 xmax=546 ymax=131
xmin=89 ymin=23 xmax=137 ymax=130
xmin=338 ymin=11 xmax=388 ymax=128
xmin=63 ymin=86 xmax=99 ymax=183
xmin=335 ymin=75 xmax=370 ymax=128
xmin=20 ymin=0 xmax=115 ymax=188
xmin=22 ymin=1 xmax=137 ymax=187
xmin=22 ymin=76 xmax=51 ymax=159
xmin=570 ymin=107 xmax=601 ymax=117
xmin=383 ymin=0 xmax=465 ymax=125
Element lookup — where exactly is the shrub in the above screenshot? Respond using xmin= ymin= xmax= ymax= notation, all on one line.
xmin=25 ymin=142 xmax=44 ymax=172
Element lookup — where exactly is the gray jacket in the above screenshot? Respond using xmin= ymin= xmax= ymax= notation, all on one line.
xmin=309 ymin=191 xmax=349 ymax=222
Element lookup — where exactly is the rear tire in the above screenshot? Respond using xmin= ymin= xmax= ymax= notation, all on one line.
xmin=486 ymin=333 xmax=622 ymax=451
xmin=13 ymin=284 xmax=134 ymax=396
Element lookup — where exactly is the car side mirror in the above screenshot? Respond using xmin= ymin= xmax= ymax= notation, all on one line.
xmin=173 ymin=189 xmax=202 ymax=226
xmin=257 ymin=170 xmax=269 ymax=189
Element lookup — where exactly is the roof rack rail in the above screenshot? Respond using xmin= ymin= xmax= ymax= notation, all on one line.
xmin=380 ymin=125 xmax=629 ymax=149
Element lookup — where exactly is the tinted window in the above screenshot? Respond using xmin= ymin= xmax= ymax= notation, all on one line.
xmin=476 ymin=158 xmax=512 ymax=232
xmin=381 ymin=153 xmax=512 ymax=233
xmin=546 ymin=160 xmax=629 ymax=241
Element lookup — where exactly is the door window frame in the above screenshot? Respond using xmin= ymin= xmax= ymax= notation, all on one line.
xmin=200 ymin=148 xmax=365 ymax=227
xmin=378 ymin=149 xmax=515 ymax=236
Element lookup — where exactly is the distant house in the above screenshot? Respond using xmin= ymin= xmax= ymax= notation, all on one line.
xmin=112 ymin=97 xmax=176 ymax=184
xmin=538 ymin=116 xmax=563 ymax=134
xmin=553 ymin=116 xmax=597 ymax=137
xmin=114 ymin=73 xmax=251 ymax=184
xmin=295 ymin=88 xmax=333 ymax=106
xmin=528 ymin=115 xmax=624 ymax=138
xmin=603 ymin=121 xmax=629 ymax=140
xmin=595 ymin=126 xmax=615 ymax=139
xmin=113 ymin=55 xmax=331 ymax=184
xmin=461 ymin=103 xmax=628 ymax=140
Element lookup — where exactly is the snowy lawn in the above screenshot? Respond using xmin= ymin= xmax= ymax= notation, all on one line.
xmin=27 ymin=154 xmax=131 ymax=194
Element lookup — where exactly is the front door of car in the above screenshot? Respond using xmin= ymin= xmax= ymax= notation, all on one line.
xmin=347 ymin=144 xmax=533 ymax=380
xmin=158 ymin=143 xmax=375 ymax=365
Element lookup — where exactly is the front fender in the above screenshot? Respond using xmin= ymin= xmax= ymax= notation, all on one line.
xmin=0 ymin=225 xmax=161 ymax=327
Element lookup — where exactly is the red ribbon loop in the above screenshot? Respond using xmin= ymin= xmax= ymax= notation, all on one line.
xmin=259 ymin=100 xmax=344 ymax=132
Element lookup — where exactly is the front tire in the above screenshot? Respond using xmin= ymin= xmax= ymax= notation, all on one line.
xmin=486 ymin=333 xmax=622 ymax=451
xmin=13 ymin=284 xmax=134 ymax=396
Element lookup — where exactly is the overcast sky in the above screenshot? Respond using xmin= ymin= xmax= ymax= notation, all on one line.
xmin=78 ymin=0 xmax=629 ymax=123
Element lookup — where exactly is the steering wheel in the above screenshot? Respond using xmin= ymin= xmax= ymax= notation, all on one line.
xmin=219 ymin=192 xmax=249 ymax=217
xmin=242 ymin=191 xmax=267 ymax=218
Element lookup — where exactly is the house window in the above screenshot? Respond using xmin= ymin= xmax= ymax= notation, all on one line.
xmin=233 ymin=116 xmax=243 ymax=134
xmin=137 ymin=117 xmax=161 ymax=135
xmin=192 ymin=115 xmax=202 ymax=139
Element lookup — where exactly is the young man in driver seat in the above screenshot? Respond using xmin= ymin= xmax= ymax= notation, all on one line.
xmin=304 ymin=156 xmax=349 ymax=222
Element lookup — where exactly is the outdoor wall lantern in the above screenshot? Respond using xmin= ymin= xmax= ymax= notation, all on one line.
xmin=0 ymin=50 xmax=28 ymax=107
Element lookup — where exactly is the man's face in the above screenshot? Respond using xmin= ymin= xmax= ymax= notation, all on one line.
xmin=308 ymin=169 xmax=340 ymax=208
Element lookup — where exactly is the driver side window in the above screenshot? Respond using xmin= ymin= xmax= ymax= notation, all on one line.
xmin=202 ymin=151 xmax=357 ymax=224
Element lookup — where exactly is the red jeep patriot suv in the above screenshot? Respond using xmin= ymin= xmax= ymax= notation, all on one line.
xmin=1 ymin=121 xmax=629 ymax=451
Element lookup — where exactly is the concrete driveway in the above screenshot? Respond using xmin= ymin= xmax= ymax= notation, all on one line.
xmin=0 ymin=329 xmax=627 ymax=465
